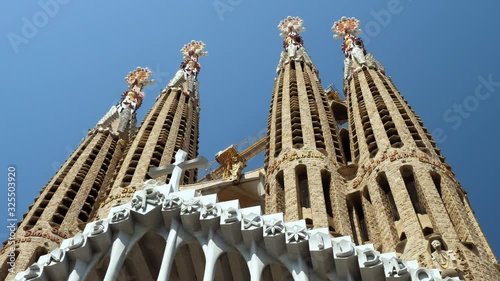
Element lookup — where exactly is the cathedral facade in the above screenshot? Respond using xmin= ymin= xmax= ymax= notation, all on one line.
xmin=1 ymin=17 xmax=498 ymax=281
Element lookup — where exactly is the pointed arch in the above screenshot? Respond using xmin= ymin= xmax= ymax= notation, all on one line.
xmin=214 ymin=251 xmax=250 ymax=281
xmin=261 ymin=263 xmax=293 ymax=281
xmin=169 ymin=242 xmax=205 ymax=281
xmin=115 ymin=232 xmax=166 ymax=280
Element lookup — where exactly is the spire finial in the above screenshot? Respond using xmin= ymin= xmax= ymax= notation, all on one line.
xmin=180 ymin=40 xmax=208 ymax=59
xmin=332 ymin=16 xmax=384 ymax=79
xmin=276 ymin=16 xmax=313 ymax=70
xmin=125 ymin=67 xmax=155 ymax=89
xmin=331 ymin=16 xmax=362 ymax=39
xmin=96 ymin=66 xmax=153 ymax=139
xmin=167 ymin=40 xmax=208 ymax=98
xmin=278 ymin=16 xmax=305 ymax=38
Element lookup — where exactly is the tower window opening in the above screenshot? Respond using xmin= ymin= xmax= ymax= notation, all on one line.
xmin=276 ymin=170 xmax=285 ymax=213
xmin=430 ymin=171 xmax=457 ymax=231
xmin=347 ymin=200 xmax=357 ymax=244
xmin=276 ymin=171 xmax=284 ymax=191
xmin=340 ymin=129 xmax=352 ymax=164
xmin=305 ymin=218 xmax=314 ymax=229
xmin=321 ymin=170 xmax=333 ymax=218
xmin=401 ymin=166 xmax=426 ymax=215
xmin=400 ymin=232 xmax=407 ymax=241
xmin=348 ymin=192 xmax=370 ymax=244
xmin=430 ymin=172 xmax=442 ymax=197
xmin=362 ymin=187 xmax=372 ymax=203
xmin=377 ymin=172 xmax=400 ymax=221
xmin=296 ymin=165 xmax=310 ymax=218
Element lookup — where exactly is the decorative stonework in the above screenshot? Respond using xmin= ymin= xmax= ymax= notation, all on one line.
xmin=201 ymin=203 xmax=220 ymax=219
xmin=90 ymin=220 xmax=105 ymax=236
xmin=5 ymin=16 xmax=499 ymax=281
xmin=167 ymin=40 xmax=207 ymax=96
xmin=267 ymin=150 xmax=326 ymax=175
xmin=13 ymin=184 xmax=458 ymax=281
xmin=264 ymin=219 xmax=285 ymax=236
xmin=65 ymin=233 xmax=85 ymax=250
xmin=428 ymin=236 xmax=460 ymax=278
xmin=332 ymin=16 xmax=383 ymax=79
xmin=97 ymin=66 xmax=154 ymax=140
xmin=286 ymin=225 xmax=308 ymax=243
xmin=98 ymin=186 xmax=137 ymax=208
xmin=119 ymin=67 xmax=154 ymax=134
xmin=331 ymin=16 xmax=362 ymax=39
xmin=276 ymin=16 xmax=313 ymax=71
xmin=162 ymin=194 xmax=182 ymax=210
xmin=181 ymin=198 xmax=202 ymax=215
xmin=110 ymin=208 xmax=129 ymax=223
xmin=223 ymin=207 xmax=239 ymax=223
xmin=125 ymin=67 xmax=155 ymax=88
xmin=351 ymin=149 xmax=457 ymax=188
xmin=130 ymin=187 xmax=165 ymax=211
xmin=242 ymin=213 xmax=261 ymax=230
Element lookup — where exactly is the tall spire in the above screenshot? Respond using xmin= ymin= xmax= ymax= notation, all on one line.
xmin=93 ymin=41 xmax=207 ymax=220
xmin=333 ymin=16 xmax=499 ymax=280
xmin=0 ymin=67 xmax=150 ymax=280
xmin=264 ymin=17 xmax=349 ymax=233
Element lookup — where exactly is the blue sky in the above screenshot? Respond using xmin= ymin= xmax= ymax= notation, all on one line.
xmin=1 ymin=1 xmax=499 ymax=258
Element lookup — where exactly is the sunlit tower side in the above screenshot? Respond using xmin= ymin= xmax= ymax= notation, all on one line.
xmin=333 ymin=16 xmax=499 ymax=280
xmin=263 ymin=17 xmax=350 ymax=233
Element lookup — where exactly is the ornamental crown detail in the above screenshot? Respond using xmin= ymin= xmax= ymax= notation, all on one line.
xmin=332 ymin=16 xmax=362 ymax=39
xmin=181 ymin=40 xmax=208 ymax=59
xmin=278 ymin=16 xmax=305 ymax=37
xmin=125 ymin=67 xmax=155 ymax=89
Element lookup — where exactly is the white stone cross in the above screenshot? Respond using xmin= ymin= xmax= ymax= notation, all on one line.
xmin=148 ymin=149 xmax=208 ymax=193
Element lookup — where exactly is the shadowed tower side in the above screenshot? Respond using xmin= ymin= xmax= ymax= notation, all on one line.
xmin=264 ymin=17 xmax=350 ymax=234
xmin=332 ymin=16 xmax=499 ymax=280
xmin=0 ymin=67 xmax=153 ymax=280
xmin=94 ymin=41 xmax=207 ymax=219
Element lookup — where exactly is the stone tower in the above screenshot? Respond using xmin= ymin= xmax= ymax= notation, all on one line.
xmin=264 ymin=17 xmax=350 ymax=234
xmin=0 ymin=67 xmax=154 ymax=280
xmin=94 ymin=41 xmax=207 ymax=219
xmin=332 ymin=17 xmax=499 ymax=280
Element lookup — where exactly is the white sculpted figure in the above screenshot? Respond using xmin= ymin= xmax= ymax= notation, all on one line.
xmin=342 ymin=34 xmax=369 ymax=78
xmin=277 ymin=16 xmax=307 ymax=66
xmin=429 ymin=237 xmax=460 ymax=278
xmin=332 ymin=17 xmax=380 ymax=79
